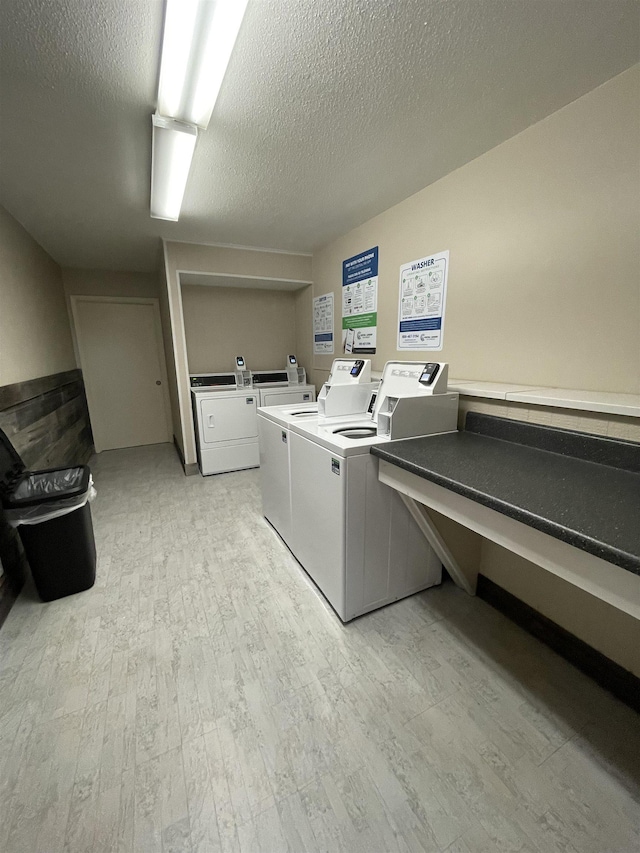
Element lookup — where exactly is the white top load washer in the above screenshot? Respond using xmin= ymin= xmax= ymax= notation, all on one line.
xmin=257 ymin=403 xmax=320 ymax=546
xmin=257 ymin=358 xmax=378 ymax=549
xmin=190 ymin=373 xmax=260 ymax=476
xmin=316 ymin=358 xmax=378 ymax=418
xmin=287 ymin=361 xmax=459 ymax=622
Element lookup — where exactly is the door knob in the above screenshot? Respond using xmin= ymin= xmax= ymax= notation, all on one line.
xmin=156 ymin=380 xmax=162 ymax=385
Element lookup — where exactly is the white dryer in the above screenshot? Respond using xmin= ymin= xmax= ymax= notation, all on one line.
xmin=190 ymin=373 xmax=260 ymax=475
xmin=257 ymin=383 xmax=316 ymax=408
xmin=287 ymin=361 xmax=459 ymax=622
xmin=250 ymin=368 xmax=315 ymax=408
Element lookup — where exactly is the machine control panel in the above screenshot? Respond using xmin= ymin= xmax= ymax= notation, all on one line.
xmin=252 ymin=371 xmax=289 ymax=385
xmin=235 ymin=356 xmax=252 ymax=387
xmin=286 ymin=355 xmax=307 ymax=385
xmin=190 ymin=373 xmax=236 ymax=388
xmin=327 ymin=358 xmax=371 ymax=384
xmin=419 ymin=363 xmax=440 ymax=386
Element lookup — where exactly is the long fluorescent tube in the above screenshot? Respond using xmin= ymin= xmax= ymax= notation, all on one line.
xmin=158 ymin=0 xmax=250 ymax=129
xmin=150 ymin=115 xmax=198 ymax=221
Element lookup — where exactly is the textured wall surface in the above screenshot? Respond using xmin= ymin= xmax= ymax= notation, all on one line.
xmin=181 ymin=285 xmax=298 ymax=374
xmin=310 ymin=66 xmax=640 ymax=394
xmin=0 ymin=206 xmax=76 ymax=386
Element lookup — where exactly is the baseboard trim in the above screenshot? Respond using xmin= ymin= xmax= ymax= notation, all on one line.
xmin=173 ymin=436 xmax=199 ymax=476
xmin=476 ymin=574 xmax=640 ymax=713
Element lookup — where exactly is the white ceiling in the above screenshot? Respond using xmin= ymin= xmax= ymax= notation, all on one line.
xmin=0 ymin=0 xmax=638 ymax=273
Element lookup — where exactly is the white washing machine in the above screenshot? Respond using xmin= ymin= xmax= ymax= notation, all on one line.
xmin=287 ymin=361 xmax=459 ymax=622
xmin=257 ymin=358 xmax=378 ymax=549
xmin=191 ymin=372 xmax=260 ymax=475
xmin=258 ymin=404 xmax=319 ymax=546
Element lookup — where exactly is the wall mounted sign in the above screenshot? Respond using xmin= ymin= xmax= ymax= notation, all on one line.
xmin=342 ymin=246 xmax=378 ymax=354
xmin=397 ymin=250 xmax=449 ymax=350
xmin=313 ymin=292 xmax=334 ymax=354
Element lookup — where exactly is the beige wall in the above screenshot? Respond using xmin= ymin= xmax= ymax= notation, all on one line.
xmin=457 ymin=396 xmax=640 ymax=443
xmin=310 ymin=65 xmax=640 ymax=394
xmin=157 ymin=260 xmax=182 ymax=454
xmin=182 ymin=285 xmax=298 ymax=373
xmin=294 ymin=284 xmax=314 ymax=380
xmin=480 ymin=544 xmax=640 ymax=677
xmin=162 ymin=241 xmax=313 ymax=464
xmin=62 ymin=267 xmax=160 ymax=368
xmin=167 ymin=242 xmax=313 ymax=282
xmin=62 ymin=268 xmax=159 ymax=301
xmin=62 ymin=267 xmax=159 ymax=306
xmin=0 ymin=206 xmax=75 ymax=386
xmin=307 ymin=66 xmax=640 ymax=672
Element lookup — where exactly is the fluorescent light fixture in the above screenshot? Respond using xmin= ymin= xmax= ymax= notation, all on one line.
xmin=158 ymin=0 xmax=250 ymax=129
xmin=150 ymin=115 xmax=198 ymax=221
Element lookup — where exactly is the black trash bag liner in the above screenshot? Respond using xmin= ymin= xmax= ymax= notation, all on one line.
xmin=4 ymin=472 xmax=96 ymax=526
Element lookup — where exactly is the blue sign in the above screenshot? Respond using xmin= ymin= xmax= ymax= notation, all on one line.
xmin=342 ymin=247 xmax=378 ymax=287
xmin=399 ymin=317 xmax=443 ymax=332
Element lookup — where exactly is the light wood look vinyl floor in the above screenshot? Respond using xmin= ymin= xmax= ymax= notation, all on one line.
xmin=0 ymin=443 xmax=638 ymax=853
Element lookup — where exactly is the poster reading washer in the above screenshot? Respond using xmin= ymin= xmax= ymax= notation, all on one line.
xmin=313 ymin=293 xmax=334 ymax=354
xmin=342 ymin=246 xmax=378 ymax=354
xmin=397 ymin=250 xmax=449 ymax=350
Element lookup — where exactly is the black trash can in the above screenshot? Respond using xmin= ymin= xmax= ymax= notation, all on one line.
xmin=0 ymin=429 xmax=96 ymax=602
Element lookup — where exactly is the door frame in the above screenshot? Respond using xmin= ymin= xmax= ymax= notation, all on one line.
xmin=70 ymin=295 xmax=173 ymax=452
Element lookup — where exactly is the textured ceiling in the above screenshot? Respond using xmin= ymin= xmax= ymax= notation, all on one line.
xmin=0 ymin=0 xmax=638 ymax=272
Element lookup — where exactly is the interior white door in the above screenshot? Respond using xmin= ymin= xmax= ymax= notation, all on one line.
xmin=72 ymin=298 xmax=171 ymax=452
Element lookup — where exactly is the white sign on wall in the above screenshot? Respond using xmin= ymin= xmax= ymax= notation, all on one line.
xmin=313 ymin=293 xmax=334 ymax=354
xmin=397 ymin=250 xmax=449 ymax=350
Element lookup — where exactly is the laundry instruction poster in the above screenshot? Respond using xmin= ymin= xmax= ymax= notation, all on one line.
xmin=342 ymin=246 xmax=378 ymax=354
xmin=397 ymin=250 xmax=449 ymax=350
xmin=313 ymin=292 xmax=334 ymax=354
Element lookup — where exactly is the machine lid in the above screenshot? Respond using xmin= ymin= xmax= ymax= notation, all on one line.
xmin=332 ymin=426 xmax=377 ymax=439
xmin=190 ymin=373 xmax=237 ymax=388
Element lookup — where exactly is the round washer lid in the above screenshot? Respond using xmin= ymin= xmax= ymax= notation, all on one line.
xmin=332 ymin=426 xmax=378 ymax=439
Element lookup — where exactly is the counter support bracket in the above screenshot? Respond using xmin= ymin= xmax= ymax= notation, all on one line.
xmin=398 ymin=492 xmax=476 ymax=596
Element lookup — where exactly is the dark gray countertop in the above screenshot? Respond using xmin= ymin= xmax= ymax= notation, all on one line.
xmin=370 ymin=413 xmax=640 ymax=575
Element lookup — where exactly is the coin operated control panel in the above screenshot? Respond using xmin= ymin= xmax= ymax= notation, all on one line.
xmin=286 ymin=354 xmax=307 ymax=385
xmin=372 ymin=361 xmax=458 ymax=440
xmin=235 ymin=356 xmax=252 ymax=388
xmin=317 ymin=358 xmax=378 ymax=419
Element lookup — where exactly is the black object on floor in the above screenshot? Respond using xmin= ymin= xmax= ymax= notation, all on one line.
xmin=0 ymin=427 xmax=96 ymax=602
